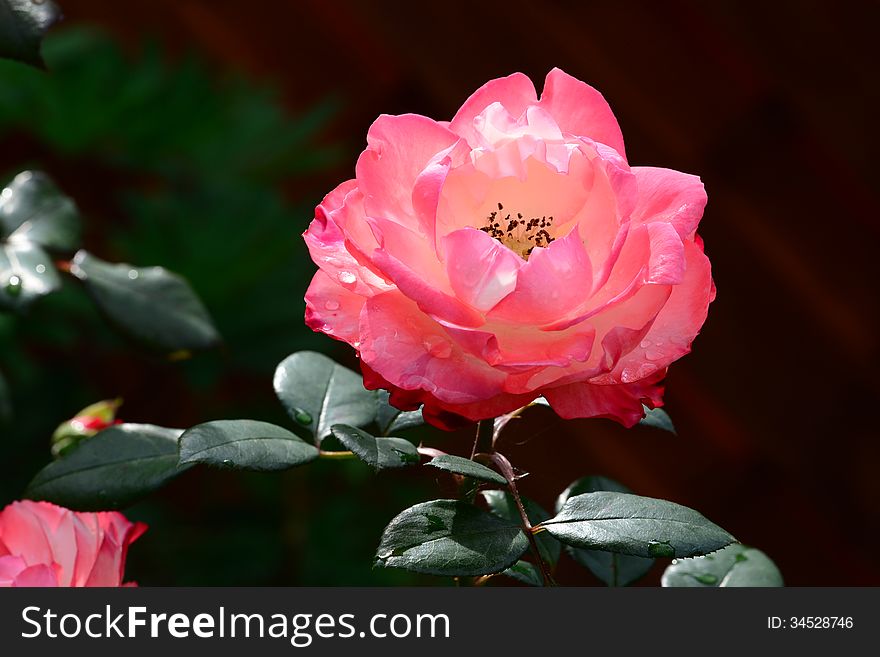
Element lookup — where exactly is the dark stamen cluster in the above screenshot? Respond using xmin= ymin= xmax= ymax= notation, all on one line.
xmin=479 ymin=202 xmax=556 ymax=258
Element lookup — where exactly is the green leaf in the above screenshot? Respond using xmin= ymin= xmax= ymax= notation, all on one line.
xmin=426 ymin=454 xmax=507 ymax=485
xmin=0 ymin=368 xmax=11 ymax=423
xmin=661 ymin=543 xmax=784 ymax=587
xmin=0 ymin=171 xmax=81 ymax=251
xmin=330 ymin=424 xmax=418 ymax=471
xmin=70 ymin=250 xmax=221 ymax=352
xmin=179 ymin=419 xmax=319 ymax=471
xmin=639 ymin=405 xmax=676 ymax=434
xmin=375 ymin=389 xmax=424 ymax=436
xmin=481 ymin=490 xmax=560 ymax=566
xmin=375 ymin=500 xmax=530 ymax=577
xmin=0 ymin=239 xmax=60 ymax=311
xmin=556 ymin=476 xmax=654 ymax=586
xmin=0 ymin=0 xmax=61 ymax=68
xmin=502 ymin=560 xmax=543 ymax=587
xmin=273 ymin=351 xmax=376 ymax=443
xmin=539 ymin=491 xmax=736 ymax=559
xmin=25 ymin=423 xmax=188 ymax=510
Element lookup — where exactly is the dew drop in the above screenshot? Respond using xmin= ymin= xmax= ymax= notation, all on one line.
xmin=293 ymin=408 xmax=313 ymax=425
xmin=127 ymin=270 xmax=139 ymax=280
xmin=639 ymin=339 xmax=651 ymax=349
xmin=337 ymin=271 xmax=356 ymax=285
xmin=35 ymin=264 xmax=46 ymax=274
xmin=647 ymin=540 xmax=675 ymax=558
xmin=6 ymin=275 xmax=22 ymax=297
xmin=324 ymin=300 xmax=340 ymax=311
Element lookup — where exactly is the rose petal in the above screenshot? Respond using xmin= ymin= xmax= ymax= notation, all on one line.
xmin=490 ymin=228 xmax=593 ymax=325
xmin=444 ymin=228 xmax=522 ymax=312
xmin=356 ymin=114 xmax=458 ymax=229
xmin=538 ymin=68 xmax=627 ymax=159
xmin=610 ymin=239 xmax=714 ymax=383
xmin=305 ymin=270 xmax=367 ymax=345
xmin=12 ymin=563 xmax=59 ymax=587
xmin=632 ymin=166 xmax=707 ymax=238
xmin=543 ymin=369 xmax=666 ymax=427
xmin=449 ymin=73 xmax=538 ymax=145
xmin=303 ymin=181 xmax=390 ymax=297
xmin=358 ymin=291 xmax=507 ymax=405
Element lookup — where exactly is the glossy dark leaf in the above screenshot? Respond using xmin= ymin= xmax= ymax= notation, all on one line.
xmin=638 ymin=405 xmax=676 ymax=434
xmin=426 ymin=454 xmax=507 ymax=485
xmin=375 ymin=500 xmax=530 ymax=576
xmin=25 ymin=423 xmax=188 ymax=510
xmin=0 ymin=171 xmax=81 ymax=251
xmin=481 ymin=490 xmax=560 ymax=566
xmin=330 ymin=424 xmax=418 ymax=471
xmin=179 ymin=419 xmax=319 ymax=471
xmin=0 ymin=239 xmax=60 ymax=311
xmin=661 ymin=543 xmax=783 ymax=587
xmin=375 ymin=389 xmax=424 ymax=436
xmin=273 ymin=351 xmax=375 ymax=443
xmin=556 ymin=476 xmax=654 ymax=586
xmin=503 ymin=560 xmax=543 ymax=587
xmin=0 ymin=0 xmax=61 ymax=68
xmin=70 ymin=250 xmax=220 ymax=352
xmin=540 ymin=491 xmax=736 ymax=559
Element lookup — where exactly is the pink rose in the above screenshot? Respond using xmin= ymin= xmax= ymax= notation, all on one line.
xmin=304 ymin=68 xmax=714 ymax=429
xmin=0 ymin=500 xmax=146 ymax=587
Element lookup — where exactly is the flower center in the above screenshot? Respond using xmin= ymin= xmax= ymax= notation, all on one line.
xmin=479 ymin=202 xmax=556 ymax=259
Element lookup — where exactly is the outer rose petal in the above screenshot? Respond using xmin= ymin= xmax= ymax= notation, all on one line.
xmin=305 ymin=270 xmax=366 ymax=345
xmin=356 ymin=114 xmax=459 ymax=229
xmin=449 ymin=73 xmax=538 ymax=145
xmin=539 ymin=68 xmax=627 ymax=159
xmin=361 ymin=362 xmax=536 ymax=430
xmin=358 ymin=291 xmax=507 ymax=405
xmin=543 ymin=369 xmax=666 ymax=427
xmin=611 ymin=239 xmax=714 ymax=384
xmin=631 ymin=166 xmax=707 ymax=238
xmin=83 ymin=514 xmax=147 ymax=587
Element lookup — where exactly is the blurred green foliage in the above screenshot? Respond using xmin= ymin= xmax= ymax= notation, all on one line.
xmin=0 ymin=28 xmax=439 ymax=585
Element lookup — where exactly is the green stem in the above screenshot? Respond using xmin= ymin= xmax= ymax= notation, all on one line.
xmin=489 ymin=451 xmax=556 ymax=587
xmin=318 ymin=450 xmax=357 ymax=460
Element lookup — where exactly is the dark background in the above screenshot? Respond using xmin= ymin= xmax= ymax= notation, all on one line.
xmin=1 ymin=0 xmax=877 ymax=585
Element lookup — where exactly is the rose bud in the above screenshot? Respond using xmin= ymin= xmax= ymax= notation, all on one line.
xmin=0 ymin=500 xmax=146 ymax=587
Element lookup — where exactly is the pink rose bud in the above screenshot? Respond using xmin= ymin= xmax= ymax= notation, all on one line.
xmin=0 ymin=500 xmax=146 ymax=587
xmin=303 ymin=69 xmax=714 ymax=429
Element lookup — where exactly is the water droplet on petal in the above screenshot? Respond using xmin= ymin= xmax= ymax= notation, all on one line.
xmin=337 ymin=271 xmax=356 ymax=285
xmin=35 ymin=264 xmax=46 ymax=274
xmin=324 ymin=300 xmax=340 ymax=311
xmin=639 ymin=339 xmax=651 ymax=349
xmin=293 ymin=408 xmax=313 ymax=425
xmin=128 ymin=270 xmax=139 ymax=280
